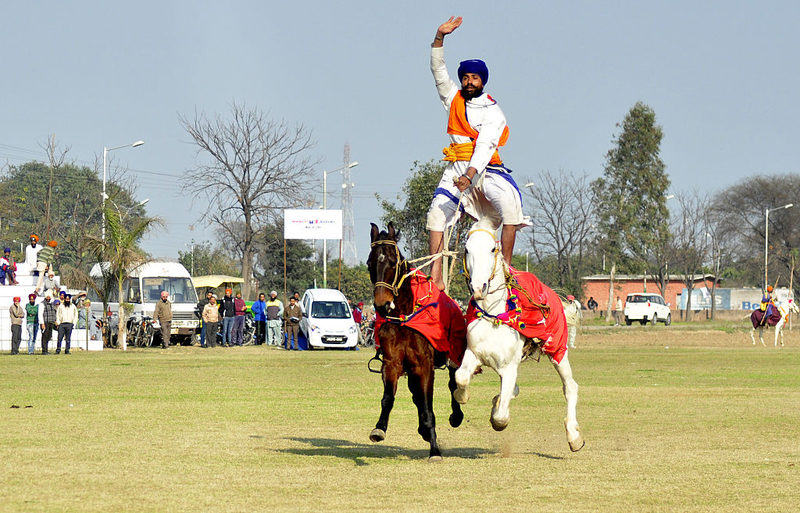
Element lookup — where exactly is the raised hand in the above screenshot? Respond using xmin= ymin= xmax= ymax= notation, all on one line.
xmin=437 ymin=16 xmax=463 ymax=36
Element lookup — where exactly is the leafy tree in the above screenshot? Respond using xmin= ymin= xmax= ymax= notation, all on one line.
xmin=250 ymin=219 xmax=317 ymax=299
xmin=180 ymin=102 xmax=317 ymax=300
xmin=0 ymin=159 xmax=146 ymax=272
xmin=178 ymin=241 xmax=240 ymax=277
xmin=592 ymin=101 xmax=671 ymax=318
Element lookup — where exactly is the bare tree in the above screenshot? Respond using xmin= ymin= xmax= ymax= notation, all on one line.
xmin=711 ymin=174 xmax=800 ymax=291
xmin=522 ymin=169 xmax=596 ymax=293
xmin=40 ymin=135 xmax=72 ymax=238
xmin=672 ymin=191 xmax=710 ymax=320
xmin=180 ymin=102 xmax=318 ymax=299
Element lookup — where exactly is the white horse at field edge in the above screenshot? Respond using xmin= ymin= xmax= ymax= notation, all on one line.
xmin=750 ymin=299 xmax=799 ymax=347
xmin=454 ymin=219 xmax=584 ymax=452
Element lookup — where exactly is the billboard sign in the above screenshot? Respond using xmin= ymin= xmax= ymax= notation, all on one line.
xmin=283 ymin=209 xmax=342 ymax=240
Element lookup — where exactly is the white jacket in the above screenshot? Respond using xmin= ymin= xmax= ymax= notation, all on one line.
xmin=56 ymin=303 xmax=79 ymax=325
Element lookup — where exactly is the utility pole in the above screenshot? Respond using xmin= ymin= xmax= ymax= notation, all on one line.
xmin=341 ymin=143 xmax=358 ymax=266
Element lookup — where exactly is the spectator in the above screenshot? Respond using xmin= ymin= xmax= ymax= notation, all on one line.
xmin=34 ymin=240 xmax=57 ymax=295
xmin=353 ymin=301 xmax=364 ymax=345
xmin=78 ymin=299 xmax=101 ymax=341
xmin=1 ymin=248 xmax=20 ymax=285
xmin=231 ymin=291 xmax=247 ymax=346
xmin=38 ymin=291 xmax=56 ymax=354
xmin=218 ymin=289 xmax=236 ymax=347
xmin=196 ymin=291 xmax=212 ymax=347
xmin=614 ymin=296 xmax=623 ymax=326
xmin=566 ymin=295 xmax=582 ymax=349
xmin=251 ymin=292 xmax=267 ymax=345
xmin=42 ymin=271 xmax=58 ymax=298
xmin=587 ymin=296 xmax=598 ymax=313
xmin=266 ymin=290 xmax=284 ymax=347
xmin=284 ymin=296 xmax=302 ymax=350
xmin=293 ymin=291 xmax=305 ymax=313
xmin=24 ymin=234 xmax=42 ymax=270
xmin=25 ymin=293 xmax=39 ymax=354
xmin=9 ymin=297 xmax=25 ymax=355
xmin=153 ymin=290 xmax=173 ymax=349
xmin=56 ymin=294 xmax=78 ymax=354
xmin=202 ymin=295 xmax=220 ymax=348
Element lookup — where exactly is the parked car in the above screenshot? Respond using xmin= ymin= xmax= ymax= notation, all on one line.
xmin=623 ymin=292 xmax=672 ymax=326
xmin=299 ymin=289 xmax=359 ymax=349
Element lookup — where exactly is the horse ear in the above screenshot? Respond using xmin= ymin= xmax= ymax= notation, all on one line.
xmin=370 ymin=223 xmax=379 ymax=242
xmin=387 ymin=222 xmax=396 ymax=240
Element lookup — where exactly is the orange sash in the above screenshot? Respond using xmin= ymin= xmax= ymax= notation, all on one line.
xmin=445 ymin=91 xmax=508 ymax=165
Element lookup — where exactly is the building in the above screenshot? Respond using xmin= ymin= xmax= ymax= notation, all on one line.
xmin=581 ymin=274 xmax=718 ymax=311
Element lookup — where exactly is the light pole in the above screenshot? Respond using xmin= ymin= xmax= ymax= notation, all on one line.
xmin=322 ymin=161 xmax=358 ymax=288
xmin=103 ymin=140 xmax=144 ymax=241
xmin=765 ymin=203 xmax=793 ymax=290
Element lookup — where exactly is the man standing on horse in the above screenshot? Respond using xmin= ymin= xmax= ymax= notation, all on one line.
xmin=426 ymin=16 xmax=529 ymax=291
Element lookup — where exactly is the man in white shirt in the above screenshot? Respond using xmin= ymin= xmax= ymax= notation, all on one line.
xmin=427 ymin=16 xmax=529 ymax=290
xmin=55 ymin=293 xmax=79 ymax=354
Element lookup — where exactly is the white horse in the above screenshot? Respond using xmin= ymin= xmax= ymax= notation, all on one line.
xmin=750 ymin=299 xmax=799 ymax=347
xmin=454 ymin=220 xmax=584 ymax=452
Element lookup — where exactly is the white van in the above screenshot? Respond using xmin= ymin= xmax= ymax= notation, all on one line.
xmin=89 ymin=261 xmax=200 ymax=345
xmin=299 ymin=289 xmax=359 ymax=349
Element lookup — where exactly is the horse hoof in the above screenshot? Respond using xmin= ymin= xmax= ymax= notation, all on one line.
xmin=428 ymin=455 xmax=443 ymax=463
xmin=569 ymin=434 xmax=585 ymax=452
xmin=512 ymin=383 xmax=520 ymax=398
xmin=491 ymin=417 xmax=509 ymax=431
xmin=449 ymin=410 xmax=464 ymax=428
xmin=369 ymin=428 xmax=386 ymax=443
xmin=453 ymin=388 xmax=469 ymax=405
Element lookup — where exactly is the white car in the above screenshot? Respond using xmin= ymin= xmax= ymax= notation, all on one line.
xmin=623 ymin=293 xmax=672 ymax=326
xmin=299 ymin=289 xmax=359 ymax=349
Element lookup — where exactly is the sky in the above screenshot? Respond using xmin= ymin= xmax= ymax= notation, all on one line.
xmin=2 ymin=1 xmax=799 ymax=267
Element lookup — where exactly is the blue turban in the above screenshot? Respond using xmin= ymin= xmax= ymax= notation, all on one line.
xmin=458 ymin=59 xmax=489 ymax=85
xmin=3 ymin=247 xmax=9 ymax=253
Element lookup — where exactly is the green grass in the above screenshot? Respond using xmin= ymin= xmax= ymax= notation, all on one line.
xmin=2 ymin=331 xmax=799 ymax=512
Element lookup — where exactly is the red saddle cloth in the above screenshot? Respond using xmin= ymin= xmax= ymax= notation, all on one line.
xmin=373 ymin=271 xmax=467 ymax=366
xmin=466 ymin=267 xmax=568 ymax=364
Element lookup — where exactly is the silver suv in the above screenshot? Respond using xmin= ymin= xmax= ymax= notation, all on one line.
xmin=623 ymin=293 xmax=672 ymax=326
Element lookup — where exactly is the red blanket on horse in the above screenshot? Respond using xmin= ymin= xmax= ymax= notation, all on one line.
xmin=466 ymin=267 xmax=568 ymax=364
xmin=374 ymin=271 xmax=467 ymax=366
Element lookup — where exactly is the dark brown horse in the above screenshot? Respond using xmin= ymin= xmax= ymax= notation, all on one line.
xmin=367 ymin=222 xmax=464 ymax=461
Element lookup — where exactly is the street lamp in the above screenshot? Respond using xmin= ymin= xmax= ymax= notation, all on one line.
xmin=322 ymin=161 xmax=358 ymax=288
xmin=765 ymin=203 xmax=793 ymax=289
xmin=103 ymin=140 xmax=144 ymax=241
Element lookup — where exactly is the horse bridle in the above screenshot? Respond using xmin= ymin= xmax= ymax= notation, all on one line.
xmin=370 ymin=239 xmax=410 ymax=297
xmin=462 ymin=228 xmax=504 ymax=295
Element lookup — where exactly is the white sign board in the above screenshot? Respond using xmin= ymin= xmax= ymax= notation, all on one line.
xmin=284 ymin=209 xmax=343 ymax=240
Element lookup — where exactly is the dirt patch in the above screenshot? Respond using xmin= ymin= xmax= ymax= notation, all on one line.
xmin=576 ymin=326 xmax=800 ymax=348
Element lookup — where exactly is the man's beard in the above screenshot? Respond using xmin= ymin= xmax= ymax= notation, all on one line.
xmin=461 ymin=85 xmax=484 ymax=101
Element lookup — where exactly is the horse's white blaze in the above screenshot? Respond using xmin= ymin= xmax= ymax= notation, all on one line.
xmin=457 ymin=218 xmax=582 ymax=449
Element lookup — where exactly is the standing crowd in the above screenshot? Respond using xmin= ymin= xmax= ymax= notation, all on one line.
xmin=6 ymin=235 xmax=92 ymax=355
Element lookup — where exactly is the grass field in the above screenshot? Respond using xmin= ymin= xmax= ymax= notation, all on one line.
xmin=2 ymin=327 xmax=799 ymax=512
